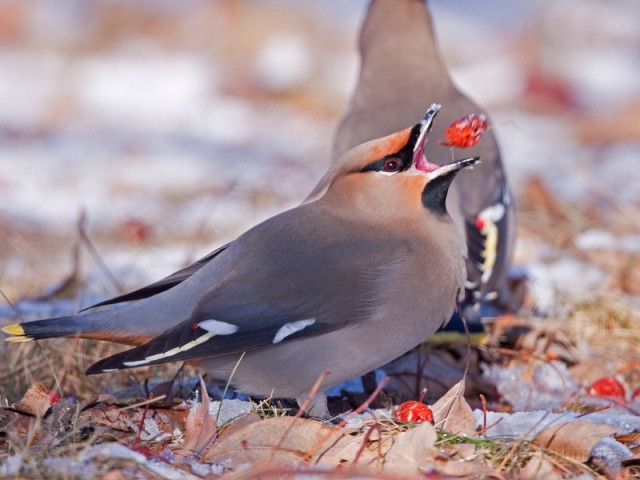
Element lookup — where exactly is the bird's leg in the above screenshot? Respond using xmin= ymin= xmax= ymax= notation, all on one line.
xmin=296 ymin=393 xmax=329 ymax=419
xmin=361 ymin=370 xmax=378 ymax=395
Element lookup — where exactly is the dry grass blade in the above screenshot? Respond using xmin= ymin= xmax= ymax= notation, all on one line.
xmin=76 ymin=210 xmax=122 ymax=294
xmin=113 ymin=394 xmax=167 ymax=413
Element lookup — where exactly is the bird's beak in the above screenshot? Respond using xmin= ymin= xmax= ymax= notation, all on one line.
xmin=410 ymin=104 xmax=480 ymax=177
xmin=412 ymin=103 xmax=441 ymax=173
xmin=420 ymin=155 xmax=480 ymax=215
xmin=426 ymin=156 xmax=480 ymax=181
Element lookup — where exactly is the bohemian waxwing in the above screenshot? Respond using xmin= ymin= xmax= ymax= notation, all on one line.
xmin=3 ymin=105 xmax=478 ymax=417
xmin=334 ymin=0 xmax=515 ymax=315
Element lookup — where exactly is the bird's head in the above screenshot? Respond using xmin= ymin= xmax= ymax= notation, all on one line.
xmin=311 ymin=104 xmax=479 ymax=220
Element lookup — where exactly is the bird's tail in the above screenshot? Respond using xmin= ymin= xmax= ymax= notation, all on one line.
xmin=2 ymin=313 xmax=151 ymax=346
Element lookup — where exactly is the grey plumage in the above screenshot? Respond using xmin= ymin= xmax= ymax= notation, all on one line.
xmin=4 ymin=107 xmax=476 ymax=416
xmin=334 ymin=0 xmax=515 ymax=308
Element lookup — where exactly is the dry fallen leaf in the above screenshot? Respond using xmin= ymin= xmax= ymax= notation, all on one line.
xmin=431 ymin=379 xmax=476 ymax=436
xmin=383 ymin=420 xmax=437 ymax=474
xmin=215 ymin=411 xmax=261 ymax=442
xmin=534 ymin=420 xmax=618 ymax=463
xmin=174 ymin=376 xmax=217 ymax=460
xmin=0 ymin=408 xmax=34 ymax=443
xmin=205 ymin=416 xmax=381 ymax=469
xmin=13 ymin=382 xmax=55 ymax=417
xmin=519 ymin=451 xmax=563 ymax=480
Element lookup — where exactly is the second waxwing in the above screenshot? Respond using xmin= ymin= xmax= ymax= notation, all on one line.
xmin=334 ymin=0 xmax=516 ymax=315
xmin=3 ymin=106 xmax=477 ymax=417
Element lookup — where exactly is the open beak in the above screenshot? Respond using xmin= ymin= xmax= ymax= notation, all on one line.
xmin=427 ymin=156 xmax=480 ymax=180
xmin=410 ymin=104 xmax=480 ymax=176
xmin=412 ymin=103 xmax=441 ymax=173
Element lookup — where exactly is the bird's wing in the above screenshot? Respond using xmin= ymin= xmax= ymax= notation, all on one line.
xmin=87 ymin=208 xmax=406 ymax=374
xmin=86 ymin=299 xmax=336 ymax=374
xmin=84 ymin=243 xmax=231 ymax=309
xmin=464 ymin=182 xmax=513 ymax=302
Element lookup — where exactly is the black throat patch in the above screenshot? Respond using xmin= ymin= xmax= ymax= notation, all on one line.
xmin=421 ymin=170 xmax=459 ymax=216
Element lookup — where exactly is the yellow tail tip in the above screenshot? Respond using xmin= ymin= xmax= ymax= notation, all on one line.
xmin=6 ymin=335 xmax=34 ymax=343
xmin=2 ymin=324 xmax=25 ymax=336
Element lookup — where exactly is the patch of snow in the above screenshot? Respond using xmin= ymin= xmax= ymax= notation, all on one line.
xmin=80 ymin=442 xmax=147 ymax=463
xmin=42 ymin=457 xmax=95 ymax=478
xmin=483 ymin=362 xmax=578 ymax=411
xmin=491 ymin=112 xmax=576 ymax=196
xmin=568 ymin=475 xmax=595 ymax=480
xmin=576 ymin=229 xmax=640 ymax=253
xmin=560 ymin=48 xmax=640 ymax=110
xmin=475 ymin=408 xmax=640 ymax=440
xmin=200 ymin=96 xmax=256 ymax=145
xmin=526 ymin=259 xmax=607 ymax=313
xmin=0 ymin=51 xmax=68 ymax=127
xmin=596 ymin=145 xmax=640 ymax=204
xmin=146 ymin=458 xmax=189 ymax=480
xmin=141 ymin=417 xmax=171 ymax=442
xmin=208 ymin=398 xmax=255 ymax=424
xmin=475 ymin=410 xmax=564 ymax=438
xmin=253 ymin=32 xmax=313 ymax=92
xmin=74 ymin=53 xmax=213 ymax=130
xmin=79 ymin=443 xmax=188 ymax=479
xmin=590 ymin=437 xmax=632 ymax=478
xmin=452 ymin=57 xmax=522 ymax=107
xmin=0 ymin=454 xmax=23 ymax=477
xmin=188 ymin=459 xmax=230 ymax=477
xmin=341 ymin=408 xmax=394 ymax=429
xmin=575 ymin=229 xmax=617 ymax=251
xmin=475 ymin=408 xmax=634 ymax=476
xmin=579 ymin=411 xmax=640 ymax=435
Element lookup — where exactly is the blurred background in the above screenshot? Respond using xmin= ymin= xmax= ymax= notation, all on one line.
xmin=0 ymin=0 xmax=639 ymax=336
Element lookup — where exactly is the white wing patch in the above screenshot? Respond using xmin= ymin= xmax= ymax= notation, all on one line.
xmin=478 ymin=203 xmax=505 ymax=223
xmin=123 ymin=329 xmax=221 ymax=367
xmin=198 ymin=319 xmax=239 ymax=335
xmin=120 ymin=320 xmax=238 ymax=368
xmin=273 ymin=319 xmax=316 ymax=344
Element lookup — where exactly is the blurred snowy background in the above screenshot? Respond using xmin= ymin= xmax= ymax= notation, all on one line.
xmin=2 ymin=3 xmax=640 ymax=474
xmin=0 ymin=0 xmax=639 ymax=316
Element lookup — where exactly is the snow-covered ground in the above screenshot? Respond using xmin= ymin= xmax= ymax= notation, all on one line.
xmin=0 ymin=0 xmax=638 ymax=364
xmin=1 ymin=1 xmax=638 ymax=298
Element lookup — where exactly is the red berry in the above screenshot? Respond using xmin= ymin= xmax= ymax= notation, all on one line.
xmin=121 ymin=217 xmax=152 ymax=244
xmin=441 ymin=113 xmax=487 ymax=148
xmin=588 ymin=377 xmax=626 ymax=399
xmin=49 ymin=391 xmax=60 ymax=404
xmin=394 ymin=401 xmax=434 ymax=423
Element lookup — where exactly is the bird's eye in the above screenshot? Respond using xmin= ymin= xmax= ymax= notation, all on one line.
xmin=383 ymin=158 xmax=401 ymax=172
xmin=360 ymin=155 xmax=406 ymax=174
